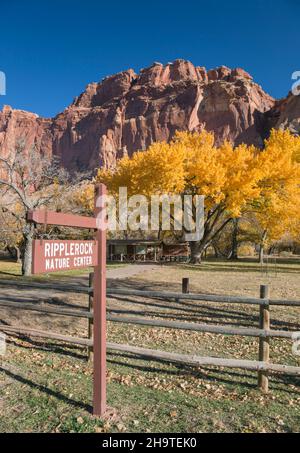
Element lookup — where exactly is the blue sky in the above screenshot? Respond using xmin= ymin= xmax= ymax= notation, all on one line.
xmin=0 ymin=0 xmax=299 ymax=117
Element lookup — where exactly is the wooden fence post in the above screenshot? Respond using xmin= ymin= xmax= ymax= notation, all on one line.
xmin=88 ymin=272 xmax=94 ymax=361
xmin=93 ymin=184 xmax=107 ymax=416
xmin=182 ymin=278 xmax=190 ymax=294
xmin=258 ymin=284 xmax=270 ymax=393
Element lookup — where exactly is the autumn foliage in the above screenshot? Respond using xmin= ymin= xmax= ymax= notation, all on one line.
xmin=82 ymin=129 xmax=300 ymax=263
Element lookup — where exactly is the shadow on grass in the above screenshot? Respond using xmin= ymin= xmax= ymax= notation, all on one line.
xmin=0 ymin=270 xmax=21 ymax=277
xmin=107 ymin=353 xmax=257 ymax=390
xmin=181 ymin=264 xmax=300 ymax=275
xmin=6 ymin=337 xmax=87 ymax=360
xmin=0 ymin=364 xmax=92 ymax=413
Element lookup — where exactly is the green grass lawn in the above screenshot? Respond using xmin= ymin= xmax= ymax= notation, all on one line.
xmin=1 ymin=335 xmax=299 ymax=433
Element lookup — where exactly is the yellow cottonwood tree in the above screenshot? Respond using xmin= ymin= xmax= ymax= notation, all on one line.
xmin=93 ymin=131 xmax=264 ymax=263
xmin=81 ymin=129 xmax=300 ymax=263
xmin=246 ymin=129 xmax=300 ymax=262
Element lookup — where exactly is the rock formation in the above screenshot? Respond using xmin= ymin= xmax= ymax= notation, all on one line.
xmin=0 ymin=59 xmax=299 ymax=173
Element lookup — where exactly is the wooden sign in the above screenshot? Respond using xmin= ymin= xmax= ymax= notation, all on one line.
xmin=28 ymin=210 xmax=97 ymax=229
xmin=32 ymin=240 xmax=98 ymax=274
xmin=28 ymin=183 xmax=107 ymax=417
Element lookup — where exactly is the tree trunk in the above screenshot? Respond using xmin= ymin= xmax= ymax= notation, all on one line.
xmin=213 ymin=244 xmax=220 ymax=258
xmin=6 ymin=246 xmax=15 ymax=259
xmin=258 ymin=230 xmax=267 ymax=265
xmin=189 ymin=241 xmax=207 ymax=264
xmin=229 ymin=218 xmax=239 ymax=261
xmin=187 ymin=213 xmax=233 ymax=265
xmin=21 ymin=223 xmax=35 ymax=276
xmin=15 ymin=246 xmax=22 ymax=263
xmin=7 ymin=245 xmax=22 ymax=263
xmin=259 ymin=245 xmax=264 ymax=264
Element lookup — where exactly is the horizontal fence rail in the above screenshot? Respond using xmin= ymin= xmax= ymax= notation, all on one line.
xmin=107 ymin=288 xmax=300 ymax=307
xmin=0 ymin=325 xmax=92 ymax=347
xmin=1 ymin=325 xmax=299 ymax=377
xmin=0 ymin=280 xmax=89 ymax=294
xmin=107 ymin=288 xmax=267 ymax=306
xmin=107 ymin=343 xmax=300 ymax=376
xmin=0 ymin=298 xmax=298 ymax=340
xmin=0 ymin=300 xmax=92 ymax=319
xmin=106 ymin=314 xmax=298 ymax=339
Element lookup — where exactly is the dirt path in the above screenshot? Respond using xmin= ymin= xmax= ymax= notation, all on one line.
xmin=107 ymin=263 xmax=157 ymax=280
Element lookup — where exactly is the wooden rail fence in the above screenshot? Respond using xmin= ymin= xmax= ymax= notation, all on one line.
xmin=0 ymin=277 xmax=300 ymax=393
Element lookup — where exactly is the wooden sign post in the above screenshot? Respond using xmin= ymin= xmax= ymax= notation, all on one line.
xmin=28 ymin=184 xmax=107 ymax=417
xmin=93 ymin=183 xmax=107 ymax=416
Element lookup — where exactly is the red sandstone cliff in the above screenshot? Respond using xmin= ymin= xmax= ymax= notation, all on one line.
xmin=1 ymin=59 xmax=298 ymax=173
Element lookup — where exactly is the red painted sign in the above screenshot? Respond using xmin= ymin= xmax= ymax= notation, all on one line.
xmin=28 ymin=183 xmax=107 ymax=417
xmin=32 ymin=240 xmax=98 ymax=274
